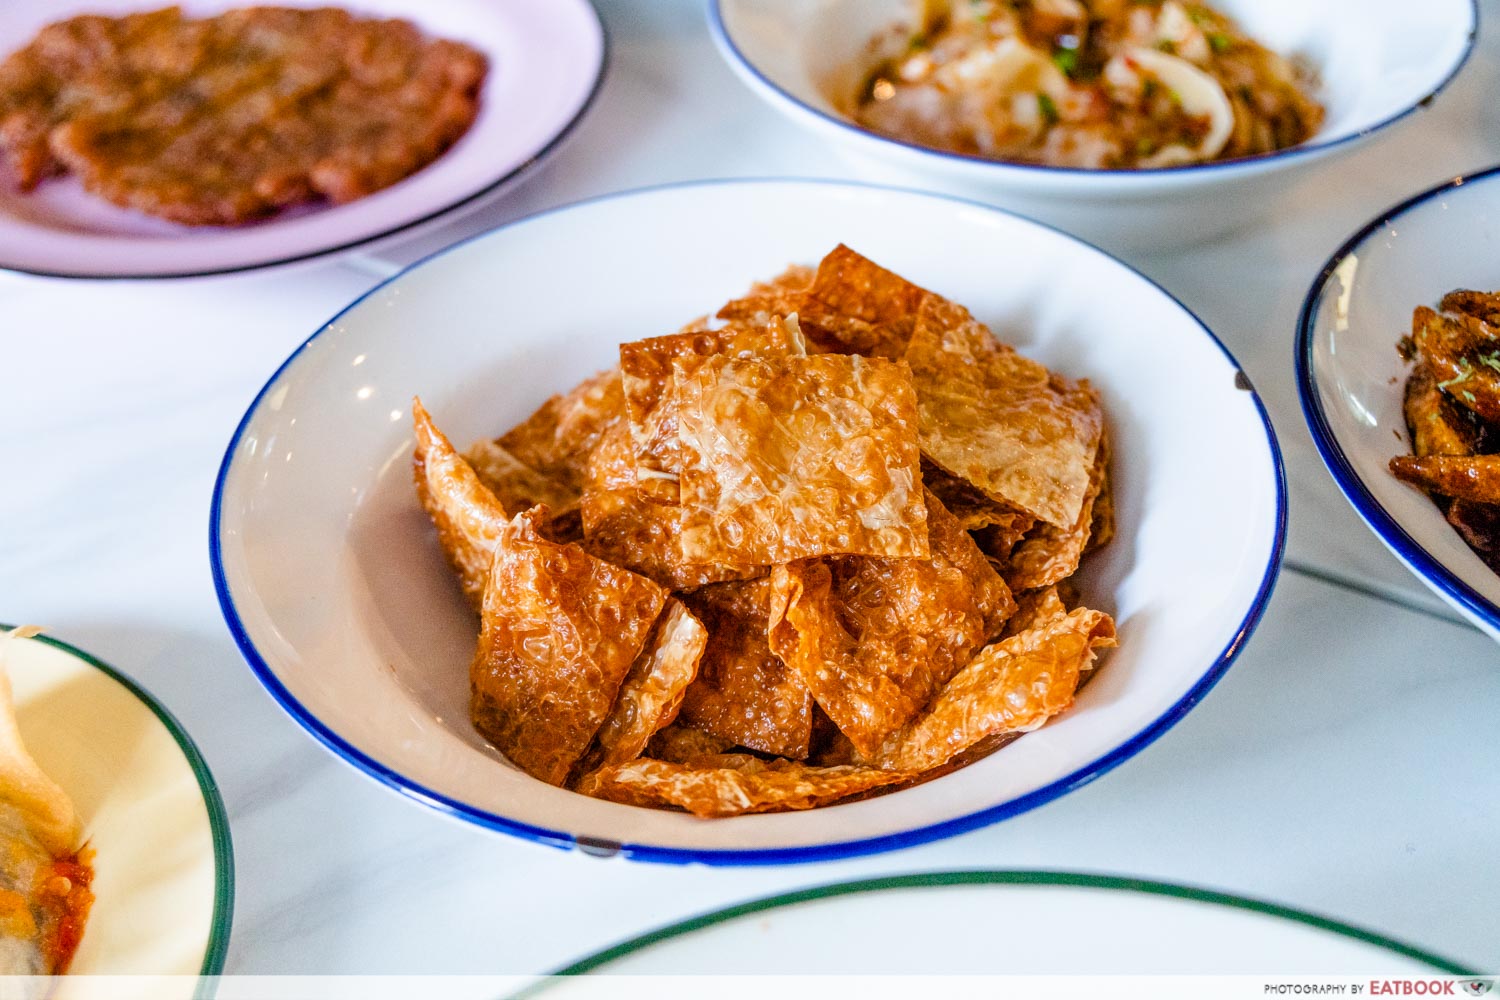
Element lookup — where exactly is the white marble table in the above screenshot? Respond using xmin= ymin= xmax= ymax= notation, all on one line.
xmin=2 ymin=0 xmax=1498 ymax=976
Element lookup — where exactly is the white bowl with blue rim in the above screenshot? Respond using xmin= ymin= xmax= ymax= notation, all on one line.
xmin=1299 ymin=167 xmax=1500 ymax=642
xmin=211 ymin=179 xmax=1285 ymax=864
xmin=708 ymin=0 xmax=1477 ymax=251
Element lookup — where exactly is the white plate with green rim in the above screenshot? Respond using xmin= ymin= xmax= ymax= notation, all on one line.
xmin=2 ymin=626 xmax=233 ymax=987
xmin=544 ymin=872 xmax=1473 ymax=978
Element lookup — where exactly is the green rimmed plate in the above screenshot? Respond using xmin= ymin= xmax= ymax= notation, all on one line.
xmin=550 ymin=872 xmax=1473 ymax=977
xmin=3 ymin=626 xmax=232 ymax=983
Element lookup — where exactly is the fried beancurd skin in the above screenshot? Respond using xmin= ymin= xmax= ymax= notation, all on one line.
xmin=922 ymin=458 xmax=1031 ymax=532
xmin=412 ymin=398 xmax=512 ymax=610
xmin=469 ymin=507 xmax=669 ymax=786
xmin=768 ymin=489 xmax=1015 ymax=757
xmin=907 ymin=296 xmax=1104 ymax=529
xmin=1412 ymin=306 xmax=1500 ymax=424
xmin=1004 ymin=427 xmax=1112 ymax=591
xmin=0 ymin=8 xmax=486 ymax=223
xmin=579 ymin=421 xmax=761 ymax=590
xmin=619 ymin=315 xmax=806 ymax=501
xmin=463 ymin=439 xmax=581 ymax=527
xmin=497 ymin=368 xmax=626 ymax=495
xmin=573 ymin=599 xmax=707 ymax=781
xmin=1389 ymin=455 xmax=1500 ymax=506
xmin=675 ymin=352 xmax=930 ymax=569
xmin=644 ymin=724 xmax=736 ymax=763
xmin=678 ymin=579 xmax=814 ymax=759
xmin=791 ymin=244 xmax=934 ymax=359
xmin=873 ymin=607 xmax=1116 ymax=772
xmin=717 ymin=264 xmax=816 ymax=330
xmin=577 ymin=754 xmax=916 ymax=818
xmin=1003 ymin=584 xmax=1071 ymax=638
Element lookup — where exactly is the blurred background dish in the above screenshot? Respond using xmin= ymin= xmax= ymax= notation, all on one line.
xmin=1 ymin=626 xmax=232 ymax=985
xmin=1299 ymin=167 xmax=1500 ymax=642
xmin=546 ymin=872 xmax=1470 ymax=977
xmin=211 ymin=179 xmax=1284 ymax=864
xmin=709 ymin=0 xmax=1476 ymax=251
xmin=0 ymin=0 xmax=604 ymax=278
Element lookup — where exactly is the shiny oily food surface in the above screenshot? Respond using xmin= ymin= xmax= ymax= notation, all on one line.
xmin=412 ymin=245 xmax=1117 ymax=816
xmin=848 ymin=0 xmax=1323 ymax=169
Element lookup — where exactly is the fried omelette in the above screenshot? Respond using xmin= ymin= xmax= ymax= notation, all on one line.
xmin=0 ymin=6 xmax=486 ymax=225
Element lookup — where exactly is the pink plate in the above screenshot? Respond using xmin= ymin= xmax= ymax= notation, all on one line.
xmin=0 ymin=0 xmax=604 ymax=278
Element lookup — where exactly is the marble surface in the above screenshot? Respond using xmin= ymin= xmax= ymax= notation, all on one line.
xmin=1 ymin=0 xmax=1498 ymax=977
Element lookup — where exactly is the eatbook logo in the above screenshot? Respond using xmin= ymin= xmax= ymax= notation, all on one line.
xmin=1461 ymin=981 xmax=1494 ymax=997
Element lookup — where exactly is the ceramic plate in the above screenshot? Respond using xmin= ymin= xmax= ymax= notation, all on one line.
xmin=546 ymin=872 xmax=1469 ymax=976
xmin=2 ymin=627 xmax=232 ymax=984
xmin=708 ymin=0 xmax=1476 ymax=249
xmin=212 ymin=179 xmax=1285 ymax=863
xmin=0 ymin=0 xmax=604 ymax=279
xmin=1299 ymin=167 xmax=1500 ymax=641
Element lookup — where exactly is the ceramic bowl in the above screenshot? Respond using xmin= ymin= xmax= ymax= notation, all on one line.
xmin=3 ymin=627 xmax=232 ymax=990
xmin=212 ymin=179 xmax=1284 ymax=864
xmin=1299 ymin=167 xmax=1500 ymax=641
xmin=709 ymin=0 xmax=1477 ymax=251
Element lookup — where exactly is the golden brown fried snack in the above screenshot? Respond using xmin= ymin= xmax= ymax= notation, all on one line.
xmin=497 ymin=368 xmax=625 ymax=494
xmin=921 ymin=458 xmax=1030 ymax=532
xmin=1402 ymin=363 xmax=1483 ymax=460
xmin=574 ymin=598 xmax=707 ymax=781
xmin=768 ymin=489 xmax=1015 ymax=757
xmin=1004 ymin=428 xmax=1111 ymax=591
xmin=1 ymin=7 xmax=485 ymax=223
xmin=644 ymin=724 xmax=737 ymax=763
xmin=1003 ymin=585 xmax=1070 ymax=638
xmin=462 ymin=439 xmax=582 ymax=542
xmin=678 ymin=579 xmax=814 ymax=759
xmin=577 ymin=754 xmax=915 ymax=817
xmin=579 ymin=421 xmax=761 ymax=590
xmin=470 ymin=508 xmax=669 ymax=786
xmin=412 ymin=398 xmax=511 ymax=609
xmin=619 ymin=315 xmax=805 ymax=501
xmin=1412 ymin=306 xmax=1500 ymax=423
xmin=675 ymin=353 xmax=929 ymax=568
xmin=872 ymin=608 xmax=1116 ymax=772
xmin=792 ymin=244 xmax=933 ymax=359
xmin=1389 ymin=454 xmax=1500 ymax=505
xmin=907 ymin=296 xmax=1103 ymax=528
xmin=716 ymin=264 xmax=815 ymax=330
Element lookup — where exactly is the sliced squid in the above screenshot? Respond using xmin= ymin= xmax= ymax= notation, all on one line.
xmin=1111 ymin=47 xmax=1233 ymax=167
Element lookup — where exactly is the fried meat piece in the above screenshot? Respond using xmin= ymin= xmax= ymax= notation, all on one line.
xmin=1412 ymin=306 xmax=1500 ymax=424
xmin=1389 ymin=454 xmax=1500 ymax=505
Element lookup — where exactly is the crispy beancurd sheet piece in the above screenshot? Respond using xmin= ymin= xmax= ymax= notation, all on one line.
xmin=1440 ymin=289 xmax=1500 ymax=327
xmin=577 ymin=754 xmax=915 ymax=817
xmin=1085 ymin=457 xmax=1115 ymax=555
xmin=873 ymin=608 xmax=1116 ymax=773
xmin=644 ymin=724 xmax=736 ymax=763
xmin=462 ymin=438 xmax=582 ymax=542
xmin=675 ymin=353 xmax=930 ymax=568
xmin=412 ymin=398 xmax=512 ymax=609
xmin=678 ymin=579 xmax=814 ymax=759
xmin=469 ymin=507 xmax=669 ymax=786
xmin=793 ymin=244 xmax=933 ymax=360
xmin=716 ymin=263 xmax=814 ymax=327
xmin=1003 ymin=586 xmax=1070 ymax=638
xmin=908 ymin=296 xmax=1103 ymax=529
xmin=1389 ymin=454 xmax=1500 ymax=505
xmin=619 ymin=315 xmax=807 ymax=501
xmin=921 ymin=458 xmax=1029 ymax=531
xmin=579 ymin=421 xmax=761 ymax=590
xmin=496 ymin=368 xmax=625 ymax=494
xmin=1403 ymin=364 xmax=1483 ymax=459
xmin=1004 ymin=428 xmax=1111 ymax=591
xmin=1412 ymin=306 xmax=1500 ymax=424
xmin=768 ymin=489 xmax=1015 ymax=757
xmin=574 ymin=599 xmax=707 ymax=780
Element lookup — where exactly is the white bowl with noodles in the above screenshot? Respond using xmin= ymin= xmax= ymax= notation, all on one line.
xmin=708 ymin=0 xmax=1477 ymax=251
xmin=1298 ymin=167 xmax=1500 ymax=643
xmin=2 ymin=627 xmax=232 ymax=992
xmin=211 ymin=179 xmax=1285 ymax=864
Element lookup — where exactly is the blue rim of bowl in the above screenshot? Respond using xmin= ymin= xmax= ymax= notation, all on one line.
xmin=0 ymin=0 xmax=609 ymax=282
xmin=705 ymin=0 xmax=1479 ymax=180
xmin=541 ymin=871 xmax=1475 ymax=978
xmin=209 ymin=176 xmax=1288 ymax=866
xmin=1296 ymin=165 xmax=1500 ymax=633
xmin=1 ymin=625 xmax=235 ymax=977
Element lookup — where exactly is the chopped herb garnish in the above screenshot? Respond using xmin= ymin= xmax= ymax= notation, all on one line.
xmin=1037 ymin=92 xmax=1060 ymax=125
xmin=1438 ymin=358 xmax=1474 ymax=390
xmin=1156 ymin=39 xmax=1177 ymax=54
xmin=1464 ymin=390 xmax=1478 ymax=403
xmin=1052 ymin=48 xmax=1078 ymax=75
xmin=1209 ymin=32 xmax=1231 ymax=52
xmin=1479 ymin=352 xmax=1500 ymax=374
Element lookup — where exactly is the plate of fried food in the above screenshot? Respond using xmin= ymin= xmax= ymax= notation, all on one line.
xmin=0 ymin=0 xmax=603 ymax=278
xmin=709 ymin=0 xmax=1476 ymax=248
xmin=543 ymin=873 xmax=1469 ymax=978
xmin=1300 ymin=168 xmax=1500 ymax=642
xmin=0 ymin=626 xmax=232 ymax=986
xmin=212 ymin=179 xmax=1284 ymax=862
